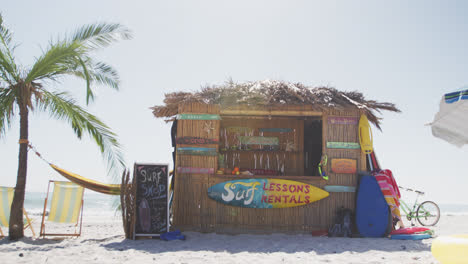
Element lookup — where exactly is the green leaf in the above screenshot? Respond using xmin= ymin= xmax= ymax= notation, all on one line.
xmin=71 ymin=22 xmax=132 ymax=50
xmin=25 ymin=41 xmax=84 ymax=82
xmin=0 ymin=87 xmax=16 ymax=138
xmin=39 ymin=90 xmax=126 ymax=179
xmin=77 ymin=57 xmax=93 ymax=104
xmin=71 ymin=59 xmax=120 ymax=92
xmin=0 ymin=13 xmax=19 ymax=83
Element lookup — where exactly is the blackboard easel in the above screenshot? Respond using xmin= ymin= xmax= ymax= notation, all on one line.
xmin=133 ymin=163 xmax=169 ymax=239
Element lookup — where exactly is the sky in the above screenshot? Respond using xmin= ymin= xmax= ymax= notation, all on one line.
xmin=1 ymin=1 xmax=468 ymax=204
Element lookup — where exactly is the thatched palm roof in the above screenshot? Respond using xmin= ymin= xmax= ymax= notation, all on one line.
xmin=151 ymin=80 xmax=400 ymax=129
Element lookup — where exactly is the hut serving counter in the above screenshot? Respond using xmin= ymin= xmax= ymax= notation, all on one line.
xmin=174 ymin=173 xmax=332 ymax=234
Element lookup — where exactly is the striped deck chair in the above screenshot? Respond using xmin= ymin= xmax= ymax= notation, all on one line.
xmin=40 ymin=181 xmax=84 ymax=238
xmin=0 ymin=186 xmax=36 ymax=238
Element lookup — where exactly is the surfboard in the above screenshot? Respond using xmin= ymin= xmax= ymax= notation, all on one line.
xmin=432 ymin=234 xmax=468 ymax=264
xmin=207 ymin=179 xmax=329 ymax=208
xmin=355 ymin=175 xmax=389 ymax=237
xmin=390 ymin=233 xmax=432 ymax=240
xmin=324 ymin=185 xmax=356 ymax=192
xmin=359 ymin=115 xmax=373 ymax=154
xmin=390 ymin=227 xmax=431 ymax=235
xmin=138 ymin=198 xmax=151 ymax=232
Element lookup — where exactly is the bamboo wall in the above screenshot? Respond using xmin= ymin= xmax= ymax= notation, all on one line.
xmin=173 ymin=103 xmax=220 ymax=231
xmin=172 ymin=103 xmax=363 ymax=234
xmin=319 ymin=108 xmax=363 ymax=228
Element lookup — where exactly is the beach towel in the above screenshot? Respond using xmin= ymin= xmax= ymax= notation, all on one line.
xmin=373 ymin=169 xmax=402 ymax=221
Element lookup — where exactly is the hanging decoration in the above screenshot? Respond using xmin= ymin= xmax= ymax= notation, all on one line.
xmin=203 ymin=121 xmax=215 ymax=134
xmin=318 ymin=155 xmax=328 ymax=180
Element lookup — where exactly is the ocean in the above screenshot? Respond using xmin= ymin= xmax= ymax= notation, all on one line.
xmin=23 ymin=191 xmax=468 ymax=218
xmin=24 ymin=191 xmax=119 ymax=218
xmin=438 ymin=203 xmax=468 ymax=216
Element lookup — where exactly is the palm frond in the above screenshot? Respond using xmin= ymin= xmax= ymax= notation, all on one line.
xmin=0 ymin=14 xmax=13 ymax=46
xmin=71 ymin=59 xmax=120 ymax=90
xmin=0 ymin=87 xmax=16 ymax=138
xmin=0 ymin=13 xmax=19 ymax=83
xmin=90 ymin=61 xmax=120 ymax=90
xmin=39 ymin=90 xmax=126 ymax=179
xmin=71 ymin=23 xmax=132 ymax=50
xmin=26 ymin=22 xmax=131 ymax=102
xmin=25 ymin=41 xmax=83 ymax=82
xmin=76 ymin=57 xmax=94 ymax=104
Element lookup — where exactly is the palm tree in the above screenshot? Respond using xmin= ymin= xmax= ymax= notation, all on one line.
xmin=0 ymin=14 xmax=132 ymax=240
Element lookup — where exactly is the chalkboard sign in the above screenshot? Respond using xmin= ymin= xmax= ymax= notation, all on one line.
xmin=133 ymin=163 xmax=169 ymax=238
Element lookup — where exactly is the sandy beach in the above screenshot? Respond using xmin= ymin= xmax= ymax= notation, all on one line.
xmin=0 ymin=214 xmax=466 ymax=264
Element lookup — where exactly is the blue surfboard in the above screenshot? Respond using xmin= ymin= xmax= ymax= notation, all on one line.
xmin=390 ymin=233 xmax=432 ymax=240
xmin=355 ymin=175 xmax=390 ymax=237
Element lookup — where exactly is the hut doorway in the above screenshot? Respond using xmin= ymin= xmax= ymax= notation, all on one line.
xmin=304 ymin=119 xmax=322 ymax=176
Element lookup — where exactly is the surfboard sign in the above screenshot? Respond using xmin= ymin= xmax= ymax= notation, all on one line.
xmin=207 ymin=179 xmax=329 ymax=208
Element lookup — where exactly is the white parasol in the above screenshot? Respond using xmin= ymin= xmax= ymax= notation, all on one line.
xmin=430 ymin=89 xmax=468 ymax=147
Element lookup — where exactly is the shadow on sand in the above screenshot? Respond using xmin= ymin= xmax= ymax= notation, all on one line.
xmin=102 ymin=232 xmax=432 ymax=255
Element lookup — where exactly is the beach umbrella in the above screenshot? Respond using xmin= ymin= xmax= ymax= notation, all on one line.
xmin=430 ymin=89 xmax=468 ymax=147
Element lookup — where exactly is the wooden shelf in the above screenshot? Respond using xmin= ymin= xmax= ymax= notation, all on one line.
xmin=211 ymin=174 xmax=326 ymax=182
xmin=219 ymin=150 xmax=300 ymax=154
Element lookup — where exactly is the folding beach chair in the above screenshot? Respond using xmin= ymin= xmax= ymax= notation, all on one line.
xmin=40 ymin=181 xmax=84 ymax=238
xmin=0 ymin=186 xmax=36 ymax=238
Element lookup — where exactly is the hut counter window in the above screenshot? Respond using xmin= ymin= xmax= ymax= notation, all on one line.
xmin=217 ymin=116 xmax=320 ymax=177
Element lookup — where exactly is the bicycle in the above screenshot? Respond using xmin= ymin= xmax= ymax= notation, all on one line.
xmin=398 ymin=186 xmax=440 ymax=226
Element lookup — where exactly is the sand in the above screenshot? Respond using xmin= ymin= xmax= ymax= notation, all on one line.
xmin=1 ymin=214 xmax=467 ymax=264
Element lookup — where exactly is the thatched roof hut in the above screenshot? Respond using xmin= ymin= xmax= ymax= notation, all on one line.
xmin=151 ymin=79 xmax=400 ymax=129
xmin=151 ymin=80 xmax=400 ymax=234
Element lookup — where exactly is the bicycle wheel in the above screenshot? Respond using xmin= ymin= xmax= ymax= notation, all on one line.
xmin=416 ymin=201 xmax=440 ymax=226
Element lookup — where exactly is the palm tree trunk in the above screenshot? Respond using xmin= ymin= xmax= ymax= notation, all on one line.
xmin=9 ymin=105 xmax=29 ymax=240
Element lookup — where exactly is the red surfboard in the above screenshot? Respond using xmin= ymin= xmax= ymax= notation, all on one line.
xmin=390 ymin=227 xmax=431 ymax=235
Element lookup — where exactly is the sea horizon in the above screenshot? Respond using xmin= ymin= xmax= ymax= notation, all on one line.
xmin=24 ymin=190 xmax=119 ymax=218
xmin=21 ymin=191 xmax=468 ymax=217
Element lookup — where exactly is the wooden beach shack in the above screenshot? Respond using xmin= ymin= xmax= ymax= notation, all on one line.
xmin=151 ymin=80 xmax=399 ymax=234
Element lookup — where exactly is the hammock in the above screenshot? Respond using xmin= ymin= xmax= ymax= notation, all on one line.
xmin=49 ymin=164 xmax=121 ymax=195
xmin=24 ymin=143 xmax=121 ymax=195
